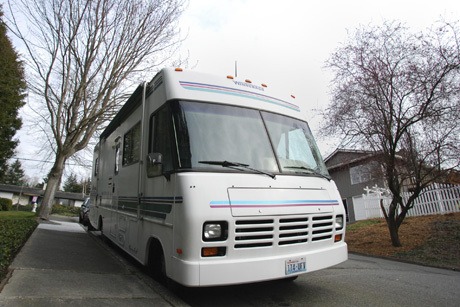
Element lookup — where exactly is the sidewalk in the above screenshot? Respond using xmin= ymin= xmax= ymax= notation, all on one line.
xmin=0 ymin=216 xmax=187 ymax=307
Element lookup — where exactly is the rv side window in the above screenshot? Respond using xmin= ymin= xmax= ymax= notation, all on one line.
xmin=148 ymin=105 xmax=174 ymax=175
xmin=114 ymin=143 xmax=121 ymax=175
xmin=123 ymin=121 xmax=141 ymax=166
xmin=94 ymin=158 xmax=99 ymax=177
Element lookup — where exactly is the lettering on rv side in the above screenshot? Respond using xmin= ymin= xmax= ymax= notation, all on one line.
xmin=233 ymin=81 xmax=265 ymax=91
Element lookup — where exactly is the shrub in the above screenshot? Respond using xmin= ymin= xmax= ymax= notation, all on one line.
xmin=51 ymin=204 xmax=80 ymax=216
xmin=17 ymin=204 xmax=33 ymax=212
xmin=0 ymin=198 xmax=13 ymax=211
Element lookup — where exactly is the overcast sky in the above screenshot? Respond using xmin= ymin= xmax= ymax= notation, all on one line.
xmin=179 ymin=0 xmax=460 ymax=125
xmin=178 ymin=0 xmax=460 ymax=156
xmin=14 ymin=0 xmax=460 ymax=182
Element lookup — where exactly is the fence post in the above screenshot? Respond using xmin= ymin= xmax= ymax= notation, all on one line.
xmin=434 ymin=183 xmax=445 ymax=214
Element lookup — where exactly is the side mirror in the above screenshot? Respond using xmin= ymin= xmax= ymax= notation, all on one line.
xmin=146 ymin=153 xmax=163 ymax=177
xmin=147 ymin=153 xmax=163 ymax=165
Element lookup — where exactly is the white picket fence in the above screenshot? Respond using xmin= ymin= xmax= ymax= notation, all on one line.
xmin=352 ymin=183 xmax=460 ymax=221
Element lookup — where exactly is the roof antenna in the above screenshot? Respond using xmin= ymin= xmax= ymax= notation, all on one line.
xmin=235 ymin=60 xmax=238 ymax=77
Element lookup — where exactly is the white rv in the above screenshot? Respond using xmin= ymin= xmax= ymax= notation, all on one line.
xmin=89 ymin=68 xmax=347 ymax=287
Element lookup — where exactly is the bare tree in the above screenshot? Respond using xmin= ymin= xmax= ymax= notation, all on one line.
xmin=323 ymin=21 xmax=460 ymax=247
xmin=6 ymin=0 xmax=185 ymax=219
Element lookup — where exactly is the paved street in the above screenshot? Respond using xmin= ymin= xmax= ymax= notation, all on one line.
xmin=177 ymin=254 xmax=460 ymax=306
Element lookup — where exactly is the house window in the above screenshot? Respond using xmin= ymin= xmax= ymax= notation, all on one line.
xmin=350 ymin=162 xmax=378 ymax=185
xmin=123 ymin=122 xmax=141 ymax=166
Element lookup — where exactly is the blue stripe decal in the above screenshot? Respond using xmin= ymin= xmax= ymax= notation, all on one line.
xmin=180 ymin=81 xmax=300 ymax=112
xmin=210 ymin=199 xmax=339 ymax=208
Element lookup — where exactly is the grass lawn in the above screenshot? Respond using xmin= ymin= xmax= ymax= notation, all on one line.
xmin=0 ymin=211 xmax=36 ymax=219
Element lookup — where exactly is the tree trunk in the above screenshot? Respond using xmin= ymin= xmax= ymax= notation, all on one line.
xmin=385 ymin=199 xmax=403 ymax=247
xmin=387 ymin=216 xmax=402 ymax=247
xmin=38 ymin=155 xmax=66 ymax=220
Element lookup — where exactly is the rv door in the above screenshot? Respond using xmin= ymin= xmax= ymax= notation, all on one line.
xmin=109 ymin=139 xmax=121 ymax=238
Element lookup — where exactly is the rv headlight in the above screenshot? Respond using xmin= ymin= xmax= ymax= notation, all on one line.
xmin=203 ymin=221 xmax=228 ymax=241
xmin=335 ymin=215 xmax=344 ymax=230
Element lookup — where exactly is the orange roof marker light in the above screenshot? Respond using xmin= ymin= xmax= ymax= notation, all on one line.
xmin=245 ymin=79 xmax=252 ymax=83
xmin=291 ymin=94 xmax=296 ymax=99
xmin=261 ymin=83 xmax=268 ymax=88
xmin=175 ymin=67 xmax=183 ymax=72
xmin=227 ymin=75 xmax=234 ymax=79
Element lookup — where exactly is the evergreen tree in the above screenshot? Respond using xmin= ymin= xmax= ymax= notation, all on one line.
xmin=62 ymin=173 xmax=82 ymax=193
xmin=81 ymin=177 xmax=91 ymax=195
xmin=0 ymin=5 xmax=27 ymax=177
xmin=2 ymin=159 xmax=25 ymax=185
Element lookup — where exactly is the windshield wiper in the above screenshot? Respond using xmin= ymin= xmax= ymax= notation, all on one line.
xmin=285 ymin=166 xmax=331 ymax=181
xmin=199 ymin=160 xmax=276 ymax=179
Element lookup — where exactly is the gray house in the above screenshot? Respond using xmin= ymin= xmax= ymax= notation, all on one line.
xmin=0 ymin=184 xmax=86 ymax=208
xmin=324 ymin=149 xmax=385 ymax=222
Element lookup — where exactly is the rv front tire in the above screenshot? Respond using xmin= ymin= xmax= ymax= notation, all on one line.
xmin=147 ymin=239 xmax=166 ymax=284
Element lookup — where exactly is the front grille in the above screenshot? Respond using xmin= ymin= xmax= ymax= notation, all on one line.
xmin=234 ymin=215 xmax=334 ymax=249
xmin=279 ymin=217 xmax=309 ymax=245
xmin=311 ymin=215 xmax=334 ymax=241
xmin=234 ymin=219 xmax=274 ymax=248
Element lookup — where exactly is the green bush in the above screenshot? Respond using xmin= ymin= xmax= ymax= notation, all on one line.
xmin=0 ymin=198 xmax=13 ymax=211
xmin=17 ymin=204 xmax=33 ymax=212
xmin=51 ymin=204 xmax=80 ymax=216
xmin=0 ymin=212 xmax=38 ymax=281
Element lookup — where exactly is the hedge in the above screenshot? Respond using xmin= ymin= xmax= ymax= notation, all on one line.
xmin=0 ymin=212 xmax=38 ymax=281
xmin=0 ymin=198 xmax=13 ymax=211
xmin=51 ymin=204 xmax=81 ymax=216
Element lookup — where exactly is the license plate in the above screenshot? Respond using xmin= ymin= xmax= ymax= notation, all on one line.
xmin=285 ymin=257 xmax=306 ymax=275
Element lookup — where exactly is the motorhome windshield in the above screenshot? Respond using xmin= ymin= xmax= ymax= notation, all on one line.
xmin=172 ymin=101 xmax=329 ymax=177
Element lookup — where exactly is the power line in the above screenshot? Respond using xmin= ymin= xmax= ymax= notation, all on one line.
xmin=12 ymin=157 xmax=92 ymax=168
